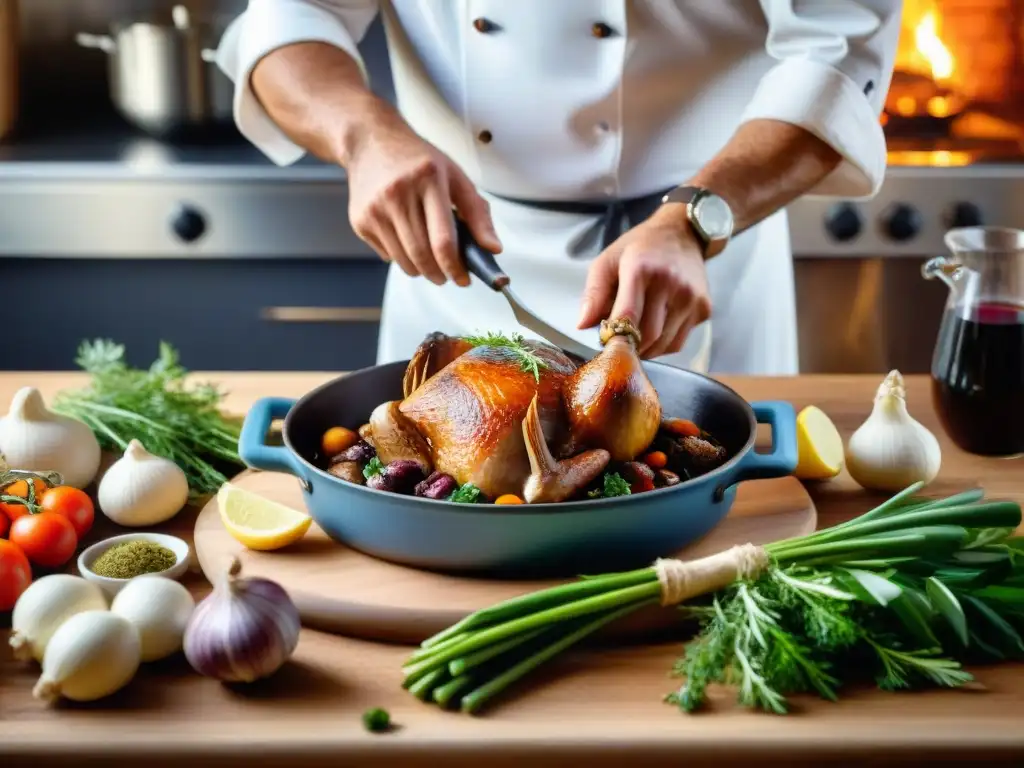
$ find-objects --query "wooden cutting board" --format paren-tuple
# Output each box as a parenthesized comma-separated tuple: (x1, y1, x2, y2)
(193, 470, 817, 644)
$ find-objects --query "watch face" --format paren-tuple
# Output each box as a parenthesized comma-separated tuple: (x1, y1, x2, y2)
(693, 194, 734, 240)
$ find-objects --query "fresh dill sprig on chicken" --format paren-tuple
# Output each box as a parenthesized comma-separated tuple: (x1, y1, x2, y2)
(462, 331, 549, 382)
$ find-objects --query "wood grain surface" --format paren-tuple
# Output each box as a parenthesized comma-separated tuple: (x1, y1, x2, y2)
(1, 372, 1023, 768)
(192, 471, 816, 643)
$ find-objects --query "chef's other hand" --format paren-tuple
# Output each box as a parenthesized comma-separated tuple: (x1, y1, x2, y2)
(346, 111, 502, 287)
(577, 211, 711, 359)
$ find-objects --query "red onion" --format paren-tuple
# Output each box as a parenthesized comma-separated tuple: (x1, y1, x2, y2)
(183, 557, 300, 683)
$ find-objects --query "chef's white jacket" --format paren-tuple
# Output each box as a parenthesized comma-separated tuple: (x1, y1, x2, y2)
(217, 0, 901, 374)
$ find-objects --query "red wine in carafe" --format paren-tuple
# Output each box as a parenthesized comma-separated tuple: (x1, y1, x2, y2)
(931, 302, 1024, 456)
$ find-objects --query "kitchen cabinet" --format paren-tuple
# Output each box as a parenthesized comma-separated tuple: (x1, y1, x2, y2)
(2, 257, 389, 371)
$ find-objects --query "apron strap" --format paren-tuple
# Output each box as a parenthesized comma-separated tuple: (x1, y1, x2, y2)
(487, 188, 672, 251)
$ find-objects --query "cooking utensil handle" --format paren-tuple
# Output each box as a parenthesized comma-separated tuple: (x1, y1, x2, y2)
(731, 401, 798, 482)
(457, 219, 509, 291)
(75, 32, 116, 53)
(238, 397, 303, 477)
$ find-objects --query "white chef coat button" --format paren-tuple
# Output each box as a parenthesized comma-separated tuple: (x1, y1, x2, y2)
(473, 17, 496, 33)
(591, 22, 615, 39)
(477, 129, 493, 144)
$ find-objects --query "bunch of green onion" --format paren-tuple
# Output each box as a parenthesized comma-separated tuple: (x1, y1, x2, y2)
(402, 482, 1024, 714)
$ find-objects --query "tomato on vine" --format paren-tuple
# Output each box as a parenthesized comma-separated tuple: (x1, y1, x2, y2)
(39, 486, 95, 539)
(0, 539, 32, 610)
(9, 512, 78, 568)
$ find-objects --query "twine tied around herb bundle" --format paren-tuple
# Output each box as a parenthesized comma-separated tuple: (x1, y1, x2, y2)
(653, 544, 771, 607)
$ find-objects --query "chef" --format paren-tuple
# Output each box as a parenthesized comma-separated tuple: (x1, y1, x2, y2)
(216, 1, 901, 374)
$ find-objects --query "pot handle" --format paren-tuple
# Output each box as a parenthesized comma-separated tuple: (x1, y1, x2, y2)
(75, 32, 117, 53)
(730, 401, 798, 482)
(238, 397, 303, 477)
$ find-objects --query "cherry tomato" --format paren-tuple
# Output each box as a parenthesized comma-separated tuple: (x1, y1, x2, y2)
(0, 510, 8, 538)
(9, 512, 78, 569)
(0, 501, 31, 525)
(39, 486, 95, 539)
(0, 539, 32, 611)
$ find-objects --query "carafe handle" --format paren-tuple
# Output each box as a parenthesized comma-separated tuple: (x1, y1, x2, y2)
(922, 255, 965, 291)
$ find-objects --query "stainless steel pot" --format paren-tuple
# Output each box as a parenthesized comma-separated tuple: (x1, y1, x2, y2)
(76, 5, 233, 138)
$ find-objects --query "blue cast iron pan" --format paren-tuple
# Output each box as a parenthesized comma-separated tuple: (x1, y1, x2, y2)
(237, 361, 797, 578)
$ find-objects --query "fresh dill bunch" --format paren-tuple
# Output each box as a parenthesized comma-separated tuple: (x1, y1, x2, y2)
(668, 565, 979, 714)
(462, 331, 549, 382)
(51, 339, 244, 496)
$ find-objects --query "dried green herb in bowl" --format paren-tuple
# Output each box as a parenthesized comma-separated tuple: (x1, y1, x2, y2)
(89, 540, 177, 580)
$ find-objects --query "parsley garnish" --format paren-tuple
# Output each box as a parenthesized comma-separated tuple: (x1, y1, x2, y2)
(462, 331, 548, 382)
(448, 483, 484, 503)
(363, 456, 385, 479)
(588, 472, 632, 498)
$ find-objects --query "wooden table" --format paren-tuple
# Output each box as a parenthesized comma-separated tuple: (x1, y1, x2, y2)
(1, 372, 1022, 768)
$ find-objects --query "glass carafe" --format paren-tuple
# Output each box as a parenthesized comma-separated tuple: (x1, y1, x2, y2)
(922, 227, 1024, 457)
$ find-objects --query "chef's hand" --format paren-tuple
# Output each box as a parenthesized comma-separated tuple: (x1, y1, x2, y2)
(346, 110, 502, 286)
(577, 210, 711, 359)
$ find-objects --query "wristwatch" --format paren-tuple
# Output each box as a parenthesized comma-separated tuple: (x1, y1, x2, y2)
(660, 185, 735, 259)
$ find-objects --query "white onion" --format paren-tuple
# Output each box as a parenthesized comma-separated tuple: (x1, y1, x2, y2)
(183, 557, 300, 683)
(33, 611, 141, 704)
(10, 575, 109, 662)
(111, 576, 195, 662)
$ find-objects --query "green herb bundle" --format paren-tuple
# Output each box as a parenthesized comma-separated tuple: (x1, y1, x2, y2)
(401, 483, 1024, 714)
(52, 340, 244, 496)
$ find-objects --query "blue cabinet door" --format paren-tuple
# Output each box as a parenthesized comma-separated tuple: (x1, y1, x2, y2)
(5, 258, 390, 371)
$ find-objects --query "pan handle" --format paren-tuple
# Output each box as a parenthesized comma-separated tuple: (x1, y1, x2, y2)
(730, 401, 798, 482)
(75, 32, 117, 53)
(238, 397, 305, 480)
(456, 219, 509, 291)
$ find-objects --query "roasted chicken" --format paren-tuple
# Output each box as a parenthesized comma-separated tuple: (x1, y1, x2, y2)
(364, 317, 662, 503)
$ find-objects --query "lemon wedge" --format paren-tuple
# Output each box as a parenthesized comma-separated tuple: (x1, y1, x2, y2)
(217, 483, 312, 551)
(794, 405, 844, 480)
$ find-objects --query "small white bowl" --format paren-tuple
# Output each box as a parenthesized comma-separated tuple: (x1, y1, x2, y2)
(78, 532, 191, 597)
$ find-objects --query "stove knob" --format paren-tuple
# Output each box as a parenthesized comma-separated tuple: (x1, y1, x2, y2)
(947, 201, 984, 229)
(824, 202, 862, 242)
(881, 203, 922, 242)
(171, 204, 207, 243)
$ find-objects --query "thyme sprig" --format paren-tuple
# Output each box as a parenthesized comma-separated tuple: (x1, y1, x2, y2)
(462, 331, 548, 382)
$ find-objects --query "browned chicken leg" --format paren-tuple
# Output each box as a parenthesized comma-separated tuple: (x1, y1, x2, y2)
(563, 317, 662, 461)
(367, 401, 433, 474)
(522, 394, 610, 503)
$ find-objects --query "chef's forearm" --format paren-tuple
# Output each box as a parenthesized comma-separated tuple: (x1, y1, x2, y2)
(683, 119, 843, 235)
(250, 41, 397, 167)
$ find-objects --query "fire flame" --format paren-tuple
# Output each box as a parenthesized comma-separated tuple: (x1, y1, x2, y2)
(914, 12, 954, 83)
(895, 1, 958, 87)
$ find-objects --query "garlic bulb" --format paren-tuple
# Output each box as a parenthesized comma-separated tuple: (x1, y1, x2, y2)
(111, 576, 195, 662)
(98, 439, 189, 527)
(183, 557, 300, 683)
(10, 575, 109, 662)
(0, 387, 101, 489)
(33, 610, 141, 704)
(845, 370, 942, 492)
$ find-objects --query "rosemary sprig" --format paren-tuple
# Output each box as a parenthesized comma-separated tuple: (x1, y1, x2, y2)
(462, 331, 548, 382)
